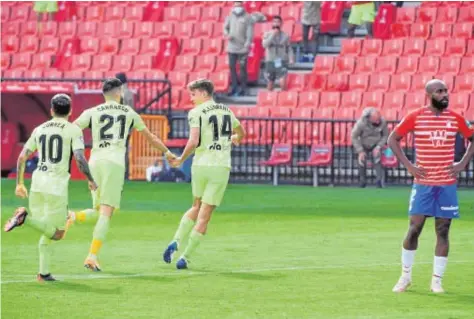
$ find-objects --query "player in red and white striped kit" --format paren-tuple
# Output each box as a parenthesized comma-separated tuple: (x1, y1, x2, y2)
(388, 79, 474, 293)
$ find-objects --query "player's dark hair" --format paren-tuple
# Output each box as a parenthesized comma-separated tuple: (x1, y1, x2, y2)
(187, 79, 214, 96)
(115, 72, 128, 84)
(51, 94, 72, 117)
(102, 78, 123, 94)
(273, 15, 282, 22)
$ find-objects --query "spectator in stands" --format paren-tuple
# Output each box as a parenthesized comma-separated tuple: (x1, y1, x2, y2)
(351, 107, 389, 188)
(302, 2, 321, 60)
(33, 1, 58, 22)
(115, 73, 134, 108)
(224, 1, 254, 97)
(262, 16, 295, 91)
(146, 160, 163, 182)
(347, 1, 376, 38)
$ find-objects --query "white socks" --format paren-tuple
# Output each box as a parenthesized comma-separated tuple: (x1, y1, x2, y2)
(433, 256, 448, 279)
(401, 248, 416, 278)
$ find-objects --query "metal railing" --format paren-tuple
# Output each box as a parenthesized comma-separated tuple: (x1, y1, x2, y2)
(170, 114, 474, 187)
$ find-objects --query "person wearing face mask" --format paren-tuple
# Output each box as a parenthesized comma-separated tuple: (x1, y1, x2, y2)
(351, 107, 389, 188)
(262, 15, 295, 91)
(223, 1, 254, 97)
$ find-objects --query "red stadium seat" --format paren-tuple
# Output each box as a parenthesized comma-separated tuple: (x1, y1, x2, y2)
(454, 74, 474, 93)
(458, 6, 474, 22)
(201, 6, 221, 22)
(109, 55, 133, 72)
(292, 108, 313, 119)
(376, 56, 398, 74)
(334, 57, 356, 74)
(230, 106, 249, 119)
(363, 91, 385, 109)
(80, 37, 100, 54)
(445, 38, 467, 56)
(1, 54, 11, 69)
(437, 7, 458, 23)
(405, 92, 426, 111)
(349, 74, 370, 91)
(450, 93, 470, 112)
(215, 56, 229, 73)
(278, 91, 299, 109)
(281, 3, 301, 22)
(175, 21, 195, 39)
(104, 6, 124, 21)
(182, 6, 201, 22)
(340, 39, 363, 56)
(397, 56, 419, 74)
(133, 55, 154, 71)
(424, 39, 446, 57)
(320, 92, 341, 109)
(410, 23, 431, 39)
(10, 53, 31, 70)
(63, 70, 84, 79)
(20, 21, 38, 36)
(287, 74, 308, 92)
(418, 56, 440, 74)
(167, 71, 189, 89)
(188, 70, 209, 82)
(467, 39, 474, 57)
(452, 23, 473, 39)
(2, 22, 20, 37)
(194, 21, 215, 38)
(140, 38, 160, 55)
(396, 7, 416, 24)
(305, 74, 327, 91)
(27, 70, 43, 79)
(312, 56, 335, 75)
(155, 22, 174, 38)
(201, 38, 224, 55)
(211, 22, 224, 38)
(1, 6, 9, 23)
(298, 91, 320, 109)
(354, 57, 376, 74)
(460, 56, 474, 74)
(9, 5, 30, 22)
(20, 36, 39, 54)
(403, 38, 425, 56)
(390, 73, 412, 92)
(124, 6, 143, 21)
(142, 1, 165, 21)
(194, 55, 217, 72)
(270, 107, 291, 118)
(77, 21, 97, 37)
(86, 6, 104, 21)
(259, 144, 292, 173)
(361, 39, 383, 56)
(71, 55, 92, 72)
(91, 55, 112, 72)
(209, 71, 229, 93)
(4, 69, 25, 79)
(412, 74, 434, 91)
(382, 39, 404, 56)
(248, 106, 271, 118)
(369, 74, 391, 92)
(2, 36, 19, 53)
(173, 55, 195, 72)
(417, 7, 437, 23)
(438, 74, 455, 92)
(261, 4, 281, 17)
(100, 21, 134, 38)
(326, 74, 349, 92)
(154, 37, 180, 72)
(181, 38, 202, 56)
(134, 22, 154, 38)
(163, 6, 181, 22)
(118, 38, 140, 55)
(336, 107, 357, 120)
(390, 23, 410, 38)
(314, 107, 333, 119)
(439, 57, 461, 74)
(340, 92, 362, 109)
(383, 92, 406, 110)
(245, 1, 266, 13)
(257, 91, 278, 108)
(58, 22, 77, 38)
(431, 23, 453, 39)
(382, 108, 399, 121)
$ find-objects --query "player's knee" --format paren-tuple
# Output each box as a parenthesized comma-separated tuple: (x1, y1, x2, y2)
(51, 229, 65, 241)
(407, 224, 423, 238)
(436, 224, 450, 239)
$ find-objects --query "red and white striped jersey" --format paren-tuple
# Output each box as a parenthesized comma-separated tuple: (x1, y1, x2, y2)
(394, 107, 473, 186)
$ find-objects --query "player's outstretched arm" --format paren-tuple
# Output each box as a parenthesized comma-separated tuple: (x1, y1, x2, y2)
(231, 125, 246, 146)
(140, 127, 175, 160)
(73, 149, 98, 191)
(180, 127, 200, 162)
(15, 147, 32, 198)
(388, 131, 425, 179)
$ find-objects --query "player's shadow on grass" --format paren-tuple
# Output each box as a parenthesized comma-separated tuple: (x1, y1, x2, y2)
(106, 271, 185, 283)
(217, 272, 286, 281)
(41, 282, 121, 294)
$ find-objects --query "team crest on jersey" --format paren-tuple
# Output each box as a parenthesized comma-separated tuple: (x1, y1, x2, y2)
(429, 130, 448, 147)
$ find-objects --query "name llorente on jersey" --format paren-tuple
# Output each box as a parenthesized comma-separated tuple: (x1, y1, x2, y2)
(97, 104, 130, 112)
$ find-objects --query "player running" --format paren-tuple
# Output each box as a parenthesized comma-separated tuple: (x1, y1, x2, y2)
(163, 79, 245, 269)
(69, 78, 175, 271)
(388, 79, 474, 293)
(3, 94, 97, 282)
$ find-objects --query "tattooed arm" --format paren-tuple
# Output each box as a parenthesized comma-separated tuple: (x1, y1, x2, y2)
(73, 149, 98, 191)
(15, 148, 33, 198)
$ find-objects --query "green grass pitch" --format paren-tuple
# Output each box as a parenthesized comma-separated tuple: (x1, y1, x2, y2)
(1, 179, 474, 319)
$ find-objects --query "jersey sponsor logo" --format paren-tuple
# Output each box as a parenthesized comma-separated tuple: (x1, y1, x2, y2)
(209, 142, 222, 150)
(37, 163, 49, 172)
(99, 141, 111, 148)
(440, 205, 459, 211)
(429, 130, 448, 147)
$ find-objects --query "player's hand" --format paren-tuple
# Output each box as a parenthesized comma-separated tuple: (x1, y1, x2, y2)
(88, 180, 98, 191)
(407, 164, 427, 179)
(358, 152, 366, 166)
(447, 162, 466, 177)
(231, 134, 241, 146)
(15, 184, 28, 199)
(372, 147, 381, 158)
(170, 157, 183, 168)
(165, 150, 177, 161)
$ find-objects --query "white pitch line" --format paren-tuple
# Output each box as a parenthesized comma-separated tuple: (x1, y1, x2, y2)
(2, 260, 473, 285)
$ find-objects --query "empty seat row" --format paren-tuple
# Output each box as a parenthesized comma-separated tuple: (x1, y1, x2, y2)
(313, 56, 474, 75)
(390, 22, 473, 39)
(396, 6, 474, 24)
(340, 38, 473, 57)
